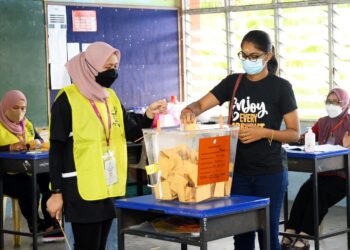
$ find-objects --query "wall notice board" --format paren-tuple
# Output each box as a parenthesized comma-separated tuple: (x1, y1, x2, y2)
(51, 5, 180, 110)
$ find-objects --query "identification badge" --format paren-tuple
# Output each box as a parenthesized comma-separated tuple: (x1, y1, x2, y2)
(103, 151, 118, 186)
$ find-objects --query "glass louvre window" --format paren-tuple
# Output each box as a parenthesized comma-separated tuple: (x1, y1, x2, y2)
(228, 10, 274, 73)
(229, 0, 272, 5)
(278, 6, 329, 120)
(333, 4, 350, 95)
(184, 13, 227, 104)
(186, 0, 225, 9)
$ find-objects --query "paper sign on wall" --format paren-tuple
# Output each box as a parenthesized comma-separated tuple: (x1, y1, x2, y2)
(197, 136, 230, 185)
(72, 10, 97, 32)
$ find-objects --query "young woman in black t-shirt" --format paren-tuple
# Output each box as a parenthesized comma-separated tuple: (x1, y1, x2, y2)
(181, 30, 300, 250)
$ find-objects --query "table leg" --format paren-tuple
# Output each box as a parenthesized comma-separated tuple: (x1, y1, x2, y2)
(0, 172, 4, 249)
(181, 243, 188, 250)
(263, 205, 270, 250)
(346, 154, 350, 250)
(283, 191, 288, 230)
(313, 161, 320, 250)
(32, 164, 37, 250)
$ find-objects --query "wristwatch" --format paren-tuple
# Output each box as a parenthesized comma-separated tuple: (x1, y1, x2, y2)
(51, 189, 62, 194)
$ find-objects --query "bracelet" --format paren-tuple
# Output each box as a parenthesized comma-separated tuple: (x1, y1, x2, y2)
(51, 189, 62, 194)
(268, 129, 275, 146)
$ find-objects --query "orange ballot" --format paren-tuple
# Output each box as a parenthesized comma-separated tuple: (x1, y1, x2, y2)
(197, 135, 230, 186)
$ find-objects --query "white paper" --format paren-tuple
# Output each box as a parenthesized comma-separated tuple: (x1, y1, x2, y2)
(82, 43, 91, 52)
(50, 63, 71, 90)
(314, 144, 348, 152)
(283, 144, 348, 152)
(67, 43, 80, 60)
(47, 5, 67, 64)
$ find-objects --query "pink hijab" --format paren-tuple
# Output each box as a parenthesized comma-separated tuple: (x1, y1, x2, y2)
(0, 90, 27, 135)
(65, 42, 121, 101)
(317, 88, 350, 145)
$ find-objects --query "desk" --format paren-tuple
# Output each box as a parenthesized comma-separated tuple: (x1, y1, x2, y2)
(0, 151, 49, 250)
(282, 149, 350, 250)
(116, 194, 270, 250)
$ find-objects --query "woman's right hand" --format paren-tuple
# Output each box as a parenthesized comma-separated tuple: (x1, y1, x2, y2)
(9, 141, 27, 151)
(180, 107, 196, 124)
(46, 193, 63, 220)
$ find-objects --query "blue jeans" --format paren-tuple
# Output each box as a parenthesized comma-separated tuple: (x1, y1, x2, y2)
(64, 218, 118, 250)
(232, 170, 288, 250)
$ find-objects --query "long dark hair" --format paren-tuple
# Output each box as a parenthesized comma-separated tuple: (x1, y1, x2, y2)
(241, 30, 278, 75)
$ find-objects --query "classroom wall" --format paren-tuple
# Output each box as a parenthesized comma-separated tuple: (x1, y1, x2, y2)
(48, 0, 179, 8)
(0, 0, 178, 127)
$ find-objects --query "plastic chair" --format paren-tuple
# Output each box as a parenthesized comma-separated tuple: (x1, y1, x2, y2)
(3, 196, 21, 247)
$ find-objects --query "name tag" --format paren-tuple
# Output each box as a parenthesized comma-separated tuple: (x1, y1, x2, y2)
(103, 151, 118, 186)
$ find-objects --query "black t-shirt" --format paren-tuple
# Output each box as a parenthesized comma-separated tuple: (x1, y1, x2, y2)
(211, 73, 297, 175)
(49, 92, 153, 223)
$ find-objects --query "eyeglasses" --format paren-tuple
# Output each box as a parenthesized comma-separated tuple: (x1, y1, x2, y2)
(237, 51, 267, 62)
(325, 100, 342, 105)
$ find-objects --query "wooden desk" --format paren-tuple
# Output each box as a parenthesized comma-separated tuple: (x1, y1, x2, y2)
(116, 194, 270, 250)
(0, 151, 49, 250)
(282, 148, 350, 250)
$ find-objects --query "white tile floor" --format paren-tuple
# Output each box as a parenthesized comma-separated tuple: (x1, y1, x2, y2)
(2, 203, 347, 249)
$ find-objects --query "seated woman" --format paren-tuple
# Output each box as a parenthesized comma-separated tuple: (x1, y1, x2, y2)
(0, 90, 63, 242)
(281, 87, 350, 250)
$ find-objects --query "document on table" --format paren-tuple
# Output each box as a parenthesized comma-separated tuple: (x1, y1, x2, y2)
(283, 144, 348, 152)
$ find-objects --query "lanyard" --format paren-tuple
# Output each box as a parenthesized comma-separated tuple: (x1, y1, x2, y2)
(18, 121, 26, 143)
(90, 100, 111, 147)
(331, 116, 346, 134)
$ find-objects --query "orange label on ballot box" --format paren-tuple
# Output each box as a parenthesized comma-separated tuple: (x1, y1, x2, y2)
(197, 135, 230, 186)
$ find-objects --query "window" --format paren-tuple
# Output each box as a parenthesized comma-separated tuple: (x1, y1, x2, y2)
(184, 1, 350, 121)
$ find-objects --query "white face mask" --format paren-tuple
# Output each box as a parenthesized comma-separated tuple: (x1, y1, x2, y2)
(326, 104, 343, 118)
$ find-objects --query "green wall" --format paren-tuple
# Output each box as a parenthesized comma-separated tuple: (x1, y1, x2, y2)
(0, 0, 48, 126)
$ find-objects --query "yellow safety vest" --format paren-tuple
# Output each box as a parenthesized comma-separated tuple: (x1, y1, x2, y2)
(0, 120, 35, 146)
(56, 85, 127, 201)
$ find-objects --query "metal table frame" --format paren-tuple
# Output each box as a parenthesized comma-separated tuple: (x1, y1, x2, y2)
(0, 151, 49, 250)
(116, 194, 270, 250)
(281, 149, 350, 250)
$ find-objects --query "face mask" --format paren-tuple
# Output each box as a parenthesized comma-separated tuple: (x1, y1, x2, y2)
(326, 104, 343, 118)
(240, 58, 266, 75)
(5, 110, 25, 123)
(95, 69, 118, 88)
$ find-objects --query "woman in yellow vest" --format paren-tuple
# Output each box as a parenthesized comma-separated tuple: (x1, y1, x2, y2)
(46, 42, 167, 250)
(0, 90, 64, 241)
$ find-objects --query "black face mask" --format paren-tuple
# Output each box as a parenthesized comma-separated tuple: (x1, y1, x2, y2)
(95, 69, 118, 88)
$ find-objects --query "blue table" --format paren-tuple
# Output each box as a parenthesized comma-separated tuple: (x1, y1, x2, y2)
(282, 148, 350, 250)
(116, 194, 270, 250)
(0, 151, 49, 250)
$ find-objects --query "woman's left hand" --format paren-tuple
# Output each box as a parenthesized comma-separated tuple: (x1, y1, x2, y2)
(343, 131, 350, 148)
(239, 125, 268, 144)
(145, 99, 167, 119)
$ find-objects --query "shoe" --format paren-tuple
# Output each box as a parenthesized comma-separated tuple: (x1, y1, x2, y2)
(42, 221, 65, 243)
(281, 235, 294, 250)
(291, 238, 310, 250)
(42, 230, 65, 243)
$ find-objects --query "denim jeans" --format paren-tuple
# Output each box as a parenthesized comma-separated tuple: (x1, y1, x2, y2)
(232, 170, 288, 250)
(64, 218, 118, 250)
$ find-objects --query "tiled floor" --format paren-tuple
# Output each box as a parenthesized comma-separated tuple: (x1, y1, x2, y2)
(2, 203, 347, 249)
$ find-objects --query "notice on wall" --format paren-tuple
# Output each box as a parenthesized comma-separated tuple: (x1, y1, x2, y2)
(197, 135, 230, 185)
(72, 10, 97, 32)
(47, 5, 67, 64)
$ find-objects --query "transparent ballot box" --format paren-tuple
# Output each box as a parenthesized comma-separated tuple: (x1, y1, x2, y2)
(142, 125, 239, 203)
